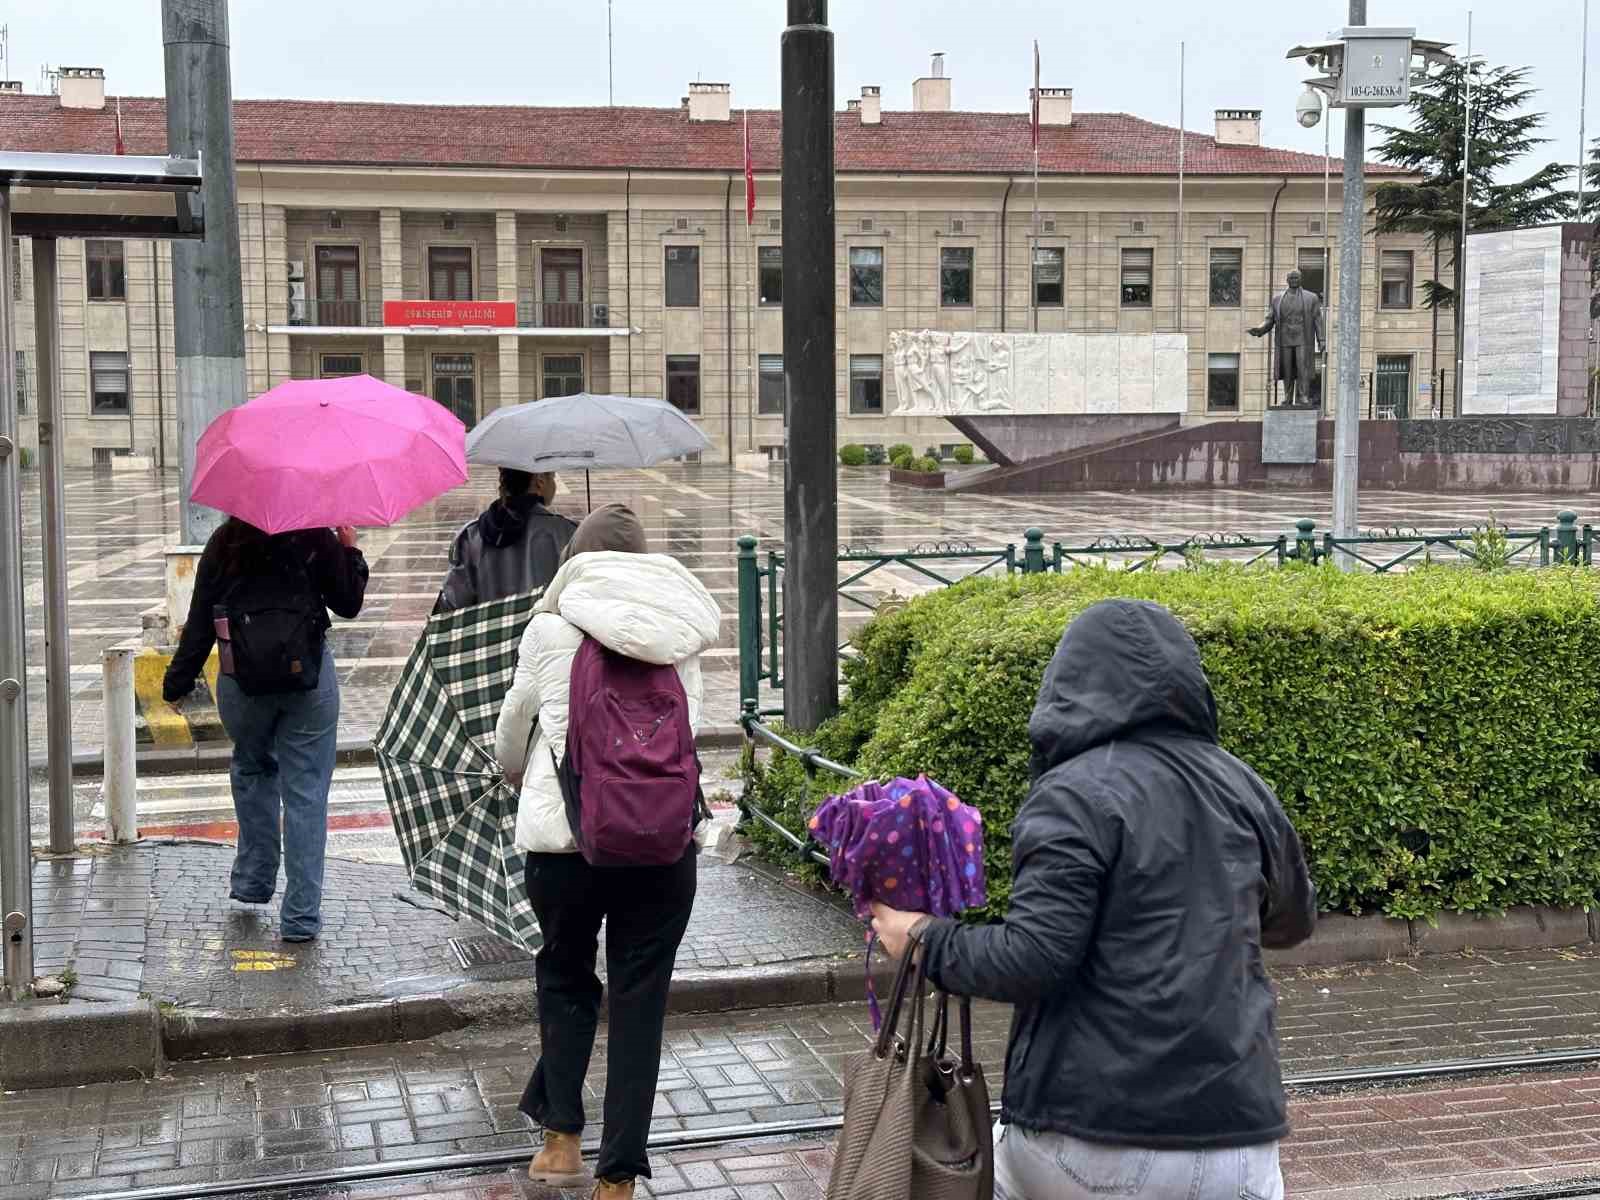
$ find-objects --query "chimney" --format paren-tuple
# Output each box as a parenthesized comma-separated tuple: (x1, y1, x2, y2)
(913, 53, 951, 113)
(0, 81, 21, 96)
(58, 66, 106, 111)
(1214, 108, 1262, 147)
(687, 81, 731, 122)
(859, 85, 881, 125)
(1035, 86, 1072, 128)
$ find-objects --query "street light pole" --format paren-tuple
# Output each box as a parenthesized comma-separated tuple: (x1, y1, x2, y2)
(1332, 0, 1368, 549)
(779, 0, 838, 732)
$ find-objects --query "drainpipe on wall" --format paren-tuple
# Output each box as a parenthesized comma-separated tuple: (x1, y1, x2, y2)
(1266, 176, 1289, 411)
(625, 169, 633, 395)
(724, 174, 735, 461)
(1000, 177, 1015, 332)
(151, 242, 164, 468)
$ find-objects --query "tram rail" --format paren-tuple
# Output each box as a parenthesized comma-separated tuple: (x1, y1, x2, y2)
(59, 1045, 1600, 1200)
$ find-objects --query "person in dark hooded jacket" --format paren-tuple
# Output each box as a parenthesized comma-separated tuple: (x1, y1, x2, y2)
(872, 599, 1316, 1200)
(434, 469, 578, 613)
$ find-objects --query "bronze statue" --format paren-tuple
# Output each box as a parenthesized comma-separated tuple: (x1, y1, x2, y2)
(1249, 270, 1324, 407)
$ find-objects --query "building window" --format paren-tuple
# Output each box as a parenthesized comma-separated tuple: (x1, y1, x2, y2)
(1033, 246, 1064, 307)
(1297, 247, 1327, 298)
(1121, 248, 1153, 307)
(542, 353, 584, 398)
(1380, 249, 1413, 309)
(86, 240, 126, 302)
(1206, 353, 1240, 411)
(940, 246, 973, 307)
(431, 353, 476, 426)
(758, 246, 782, 306)
(319, 353, 364, 379)
(428, 246, 473, 301)
(850, 246, 884, 306)
(541, 248, 583, 326)
(1208, 247, 1242, 307)
(1375, 354, 1412, 419)
(849, 355, 884, 415)
(758, 354, 784, 415)
(14, 350, 26, 414)
(665, 246, 700, 307)
(666, 354, 700, 414)
(315, 246, 361, 325)
(91, 351, 130, 414)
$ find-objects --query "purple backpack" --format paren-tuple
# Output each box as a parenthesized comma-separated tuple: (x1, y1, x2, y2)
(555, 637, 701, 867)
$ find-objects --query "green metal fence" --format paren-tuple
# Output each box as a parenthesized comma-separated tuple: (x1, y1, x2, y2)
(736, 510, 1591, 718)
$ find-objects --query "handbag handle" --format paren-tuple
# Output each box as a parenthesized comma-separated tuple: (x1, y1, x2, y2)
(958, 993, 977, 1079)
(871, 932, 930, 1060)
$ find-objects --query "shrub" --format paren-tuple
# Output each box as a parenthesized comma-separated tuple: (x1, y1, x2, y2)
(839, 444, 868, 467)
(746, 565, 1600, 921)
(890, 452, 914, 471)
(922, 446, 943, 462)
(865, 444, 888, 466)
(952, 444, 976, 465)
(912, 456, 942, 473)
(888, 443, 914, 462)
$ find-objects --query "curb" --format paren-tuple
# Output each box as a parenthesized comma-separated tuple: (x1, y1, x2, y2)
(1265, 904, 1597, 968)
(0, 998, 163, 1089)
(43, 726, 747, 782)
(161, 953, 890, 1063)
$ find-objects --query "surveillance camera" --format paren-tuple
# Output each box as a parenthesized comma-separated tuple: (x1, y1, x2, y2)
(1296, 87, 1323, 128)
(1305, 54, 1320, 68)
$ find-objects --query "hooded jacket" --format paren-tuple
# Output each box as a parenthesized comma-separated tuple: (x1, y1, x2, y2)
(920, 599, 1316, 1149)
(434, 494, 578, 613)
(494, 550, 722, 854)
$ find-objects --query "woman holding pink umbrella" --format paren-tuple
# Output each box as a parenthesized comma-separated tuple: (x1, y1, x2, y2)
(162, 374, 468, 942)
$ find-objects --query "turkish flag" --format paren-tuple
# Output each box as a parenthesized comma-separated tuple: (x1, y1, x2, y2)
(744, 112, 756, 225)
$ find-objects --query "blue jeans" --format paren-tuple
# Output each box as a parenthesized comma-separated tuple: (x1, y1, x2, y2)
(216, 643, 340, 939)
(995, 1124, 1284, 1200)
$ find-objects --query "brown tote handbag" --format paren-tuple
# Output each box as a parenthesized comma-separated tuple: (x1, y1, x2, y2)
(826, 938, 993, 1200)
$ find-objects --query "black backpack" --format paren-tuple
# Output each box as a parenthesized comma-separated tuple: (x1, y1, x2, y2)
(215, 539, 328, 696)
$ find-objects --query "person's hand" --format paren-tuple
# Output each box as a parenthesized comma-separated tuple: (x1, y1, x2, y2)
(336, 525, 359, 549)
(1248, 325, 1267, 338)
(502, 768, 524, 791)
(162, 677, 195, 705)
(870, 902, 930, 961)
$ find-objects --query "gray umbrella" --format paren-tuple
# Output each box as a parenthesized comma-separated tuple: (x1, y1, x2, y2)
(466, 393, 710, 507)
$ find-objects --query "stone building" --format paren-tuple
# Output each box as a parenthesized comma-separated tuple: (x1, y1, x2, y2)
(0, 65, 1451, 468)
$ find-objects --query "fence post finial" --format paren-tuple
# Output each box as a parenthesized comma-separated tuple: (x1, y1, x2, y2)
(1023, 528, 1046, 574)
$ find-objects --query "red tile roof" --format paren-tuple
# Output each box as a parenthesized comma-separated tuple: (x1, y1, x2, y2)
(0, 95, 1399, 178)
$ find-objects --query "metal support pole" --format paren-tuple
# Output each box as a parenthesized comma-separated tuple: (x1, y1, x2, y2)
(1333, 0, 1367, 551)
(103, 647, 137, 844)
(0, 198, 35, 999)
(1323, 96, 1332, 406)
(779, 0, 838, 732)
(737, 535, 761, 714)
(32, 237, 73, 853)
(1456, 12, 1473, 409)
(163, 0, 246, 546)
(1580, 0, 1590, 216)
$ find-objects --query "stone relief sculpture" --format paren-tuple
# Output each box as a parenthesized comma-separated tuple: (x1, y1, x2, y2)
(888, 330, 1187, 417)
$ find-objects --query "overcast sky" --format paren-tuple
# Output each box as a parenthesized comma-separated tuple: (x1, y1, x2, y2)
(5, 1, 1592, 182)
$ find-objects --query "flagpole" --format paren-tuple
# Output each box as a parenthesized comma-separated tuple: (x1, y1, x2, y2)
(1456, 11, 1472, 404)
(1031, 40, 1041, 333)
(1177, 41, 1186, 335)
(1580, 0, 1590, 215)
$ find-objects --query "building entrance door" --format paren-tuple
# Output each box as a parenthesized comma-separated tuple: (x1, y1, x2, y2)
(1375, 355, 1411, 420)
(432, 353, 477, 426)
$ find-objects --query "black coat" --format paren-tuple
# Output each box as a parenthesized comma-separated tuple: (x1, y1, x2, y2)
(434, 495, 577, 613)
(920, 599, 1316, 1149)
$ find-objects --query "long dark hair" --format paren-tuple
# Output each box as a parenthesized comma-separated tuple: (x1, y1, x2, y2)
(212, 516, 275, 580)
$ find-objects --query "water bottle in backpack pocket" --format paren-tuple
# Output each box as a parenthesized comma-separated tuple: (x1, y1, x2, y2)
(555, 637, 702, 866)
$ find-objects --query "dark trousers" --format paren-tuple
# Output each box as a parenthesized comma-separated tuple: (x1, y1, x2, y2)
(1276, 340, 1315, 403)
(519, 848, 697, 1181)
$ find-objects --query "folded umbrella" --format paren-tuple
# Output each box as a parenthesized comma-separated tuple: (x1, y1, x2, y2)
(191, 375, 467, 534)
(810, 776, 987, 1026)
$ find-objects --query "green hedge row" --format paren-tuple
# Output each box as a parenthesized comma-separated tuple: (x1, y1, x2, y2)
(744, 565, 1600, 920)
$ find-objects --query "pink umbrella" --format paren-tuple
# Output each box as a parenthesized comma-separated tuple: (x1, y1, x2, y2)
(191, 375, 467, 534)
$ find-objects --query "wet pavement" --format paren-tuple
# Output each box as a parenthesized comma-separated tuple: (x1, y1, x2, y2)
(14, 946, 1600, 1195)
(27, 840, 863, 1013)
(18, 465, 1600, 765)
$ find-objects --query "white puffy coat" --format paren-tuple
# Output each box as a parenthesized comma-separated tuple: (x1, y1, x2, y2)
(495, 551, 722, 854)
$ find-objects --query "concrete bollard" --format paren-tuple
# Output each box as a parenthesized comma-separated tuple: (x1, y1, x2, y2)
(102, 646, 137, 844)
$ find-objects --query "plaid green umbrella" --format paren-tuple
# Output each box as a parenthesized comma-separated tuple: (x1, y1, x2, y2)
(375, 590, 539, 950)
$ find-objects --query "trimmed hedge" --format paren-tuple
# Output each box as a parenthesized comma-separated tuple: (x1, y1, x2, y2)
(888, 444, 914, 462)
(952, 444, 976, 465)
(745, 565, 1600, 921)
(839, 444, 868, 467)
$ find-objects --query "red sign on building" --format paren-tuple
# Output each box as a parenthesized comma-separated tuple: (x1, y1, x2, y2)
(382, 300, 517, 327)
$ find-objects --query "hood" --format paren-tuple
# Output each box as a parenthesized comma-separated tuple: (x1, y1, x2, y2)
(478, 494, 548, 549)
(1028, 599, 1218, 774)
(538, 551, 721, 665)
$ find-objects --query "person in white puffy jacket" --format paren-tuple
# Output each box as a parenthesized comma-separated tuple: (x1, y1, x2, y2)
(494, 503, 720, 1200)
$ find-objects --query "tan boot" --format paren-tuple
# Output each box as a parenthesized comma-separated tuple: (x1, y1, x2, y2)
(528, 1129, 587, 1186)
(593, 1179, 635, 1200)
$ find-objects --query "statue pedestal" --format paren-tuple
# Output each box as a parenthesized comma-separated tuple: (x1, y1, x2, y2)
(1262, 406, 1320, 465)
